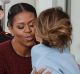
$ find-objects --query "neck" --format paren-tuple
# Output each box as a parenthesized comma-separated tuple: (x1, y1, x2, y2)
(11, 39, 32, 57)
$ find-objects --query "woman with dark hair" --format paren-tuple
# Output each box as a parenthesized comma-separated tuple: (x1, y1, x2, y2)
(0, 3, 51, 74)
(31, 7, 80, 74)
(0, 3, 36, 74)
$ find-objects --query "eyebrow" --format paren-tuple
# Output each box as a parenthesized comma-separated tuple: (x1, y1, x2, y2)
(17, 22, 25, 25)
(27, 18, 36, 24)
(16, 18, 36, 25)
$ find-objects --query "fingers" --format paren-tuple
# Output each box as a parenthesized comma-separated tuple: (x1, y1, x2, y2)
(33, 67, 46, 74)
(37, 67, 46, 74)
(33, 67, 51, 74)
(33, 67, 37, 74)
(44, 71, 51, 74)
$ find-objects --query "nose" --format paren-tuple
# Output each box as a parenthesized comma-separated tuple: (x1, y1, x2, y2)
(24, 25, 31, 33)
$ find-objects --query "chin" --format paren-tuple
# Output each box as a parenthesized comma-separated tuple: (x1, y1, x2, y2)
(25, 41, 35, 47)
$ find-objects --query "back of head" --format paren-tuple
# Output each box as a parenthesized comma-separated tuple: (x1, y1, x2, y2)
(7, 3, 37, 27)
(36, 7, 72, 51)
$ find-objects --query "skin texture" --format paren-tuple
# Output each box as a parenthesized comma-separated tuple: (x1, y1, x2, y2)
(33, 67, 51, 74)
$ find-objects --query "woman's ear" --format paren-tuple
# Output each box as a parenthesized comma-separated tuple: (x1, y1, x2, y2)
(0, 10, 4, 20)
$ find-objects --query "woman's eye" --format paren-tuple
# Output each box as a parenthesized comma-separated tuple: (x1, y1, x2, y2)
(29, 22, 35, 27)
(29, 23, 34, 27)
(17, 25, 24, 29)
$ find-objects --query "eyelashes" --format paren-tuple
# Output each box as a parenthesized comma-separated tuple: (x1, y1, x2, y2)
(16, 21, 35, 29)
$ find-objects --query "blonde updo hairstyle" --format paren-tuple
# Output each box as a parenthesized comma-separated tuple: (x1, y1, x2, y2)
(36, 7, 72, 51)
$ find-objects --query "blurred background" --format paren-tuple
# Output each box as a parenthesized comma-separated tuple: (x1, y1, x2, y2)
(1, 0, 80, 64)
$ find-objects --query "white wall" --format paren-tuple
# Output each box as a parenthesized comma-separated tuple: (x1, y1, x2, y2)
(35, 0, 66, 16)
(4, 0, 35, 32)
(35, 0, 53, 16)
(71, 0, 80, 64)
(56, 0, 66, 11)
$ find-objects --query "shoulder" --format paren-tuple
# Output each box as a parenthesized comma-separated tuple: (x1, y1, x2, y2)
(0, 40, 12, 54)
(32, 44, 51, 55)
(32, 44, 44, 53)
(32, 43, 52, 51)
(0, 41, 11, 70)
(0, 32, 12, 43)
(0, 40, 11, 47)
(32, 44, 44, 49)
(35, 52, 80, 74)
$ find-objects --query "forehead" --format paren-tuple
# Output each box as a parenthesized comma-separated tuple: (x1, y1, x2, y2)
(13, 11, 36, 23)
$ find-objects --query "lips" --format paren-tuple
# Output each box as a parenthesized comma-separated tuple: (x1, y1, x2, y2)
(25, 36, 33, 41)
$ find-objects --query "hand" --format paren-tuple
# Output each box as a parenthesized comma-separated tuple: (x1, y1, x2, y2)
(33, 67, 51, 74)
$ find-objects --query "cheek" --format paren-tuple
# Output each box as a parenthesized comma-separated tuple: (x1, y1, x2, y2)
(12, 30, 23, 38)
(32, 28, 35, 35)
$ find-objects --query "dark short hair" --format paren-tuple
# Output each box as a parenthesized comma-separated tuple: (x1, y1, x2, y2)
(7, 3, 37, 27)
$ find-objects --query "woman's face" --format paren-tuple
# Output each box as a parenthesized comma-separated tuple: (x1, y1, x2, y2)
(9, 11, 36, 47)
